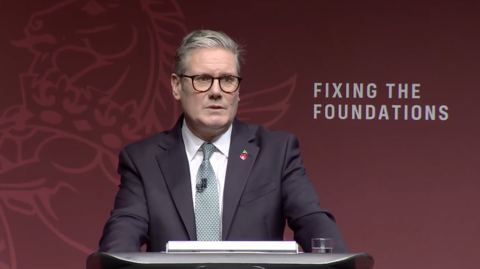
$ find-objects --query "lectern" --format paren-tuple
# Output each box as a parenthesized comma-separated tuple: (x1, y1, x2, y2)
(86, 241, 374, 269)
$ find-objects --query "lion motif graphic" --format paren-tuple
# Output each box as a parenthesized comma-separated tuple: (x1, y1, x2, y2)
(0, 1, 296, 268)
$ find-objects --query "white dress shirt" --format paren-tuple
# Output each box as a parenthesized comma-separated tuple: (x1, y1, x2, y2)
(181, 119, 231, 227)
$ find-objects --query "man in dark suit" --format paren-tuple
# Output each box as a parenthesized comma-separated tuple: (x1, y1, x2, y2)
(98, 29, 348, 253)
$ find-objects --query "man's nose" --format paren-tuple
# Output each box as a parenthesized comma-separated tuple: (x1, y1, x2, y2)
(208, 79, 223, 98)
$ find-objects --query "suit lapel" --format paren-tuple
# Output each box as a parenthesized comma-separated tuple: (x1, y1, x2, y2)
(222, 119, 258, 240)
(156, 117, 196, 240)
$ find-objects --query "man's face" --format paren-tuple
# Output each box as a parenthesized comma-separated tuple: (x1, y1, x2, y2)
(171, 47, 240, 136)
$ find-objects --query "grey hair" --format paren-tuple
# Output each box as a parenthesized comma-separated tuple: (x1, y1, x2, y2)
(173, 30, 245, 76)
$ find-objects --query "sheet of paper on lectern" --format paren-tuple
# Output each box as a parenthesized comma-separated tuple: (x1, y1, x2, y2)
(165, 241, 299, 253)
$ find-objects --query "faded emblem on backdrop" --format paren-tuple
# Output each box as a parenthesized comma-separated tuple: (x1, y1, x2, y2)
(0, 0, 296, 268)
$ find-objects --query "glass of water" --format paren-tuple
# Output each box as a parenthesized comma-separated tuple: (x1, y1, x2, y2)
(311, 238, 333, 253)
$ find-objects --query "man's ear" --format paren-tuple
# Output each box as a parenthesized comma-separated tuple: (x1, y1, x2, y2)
(171, 73, 181, 100)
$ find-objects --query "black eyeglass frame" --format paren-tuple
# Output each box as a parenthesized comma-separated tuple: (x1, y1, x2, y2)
(177, 74, 243, 93)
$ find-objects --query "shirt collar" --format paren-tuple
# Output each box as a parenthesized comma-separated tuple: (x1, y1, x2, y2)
(181, 119, 232, 161)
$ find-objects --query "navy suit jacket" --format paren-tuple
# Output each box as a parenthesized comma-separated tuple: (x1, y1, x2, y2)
(98, 116, 348, 253)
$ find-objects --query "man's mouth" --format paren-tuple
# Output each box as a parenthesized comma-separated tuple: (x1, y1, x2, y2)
(207, 105, 224, 109)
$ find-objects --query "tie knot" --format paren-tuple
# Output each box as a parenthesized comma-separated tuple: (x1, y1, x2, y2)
(201, 142, 215, 160)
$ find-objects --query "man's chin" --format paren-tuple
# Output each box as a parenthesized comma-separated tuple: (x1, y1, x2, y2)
(202, 116, 231, 129)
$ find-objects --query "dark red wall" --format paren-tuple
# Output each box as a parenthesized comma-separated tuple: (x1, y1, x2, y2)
(1, 0, 479, 268)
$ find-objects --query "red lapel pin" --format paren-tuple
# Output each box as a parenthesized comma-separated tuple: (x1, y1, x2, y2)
(240, 150, 248, 160)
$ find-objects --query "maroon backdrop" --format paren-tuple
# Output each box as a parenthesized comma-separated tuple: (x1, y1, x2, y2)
(1, 0, 480, 268)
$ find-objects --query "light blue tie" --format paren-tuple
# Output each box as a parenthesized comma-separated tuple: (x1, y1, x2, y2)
(195, 142, 221, 241)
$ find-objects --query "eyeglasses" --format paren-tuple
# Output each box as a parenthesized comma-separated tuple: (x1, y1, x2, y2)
(177, 74, 242, 93)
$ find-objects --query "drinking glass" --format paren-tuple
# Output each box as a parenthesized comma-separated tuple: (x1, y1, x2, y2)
(311, 238, 333, 253)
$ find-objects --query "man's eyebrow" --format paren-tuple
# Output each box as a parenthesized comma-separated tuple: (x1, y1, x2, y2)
(217, 72, 237, 77)
(194, 73, 237, 77)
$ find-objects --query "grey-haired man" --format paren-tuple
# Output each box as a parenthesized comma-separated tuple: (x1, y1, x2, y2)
(98, 30, 348, 253)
